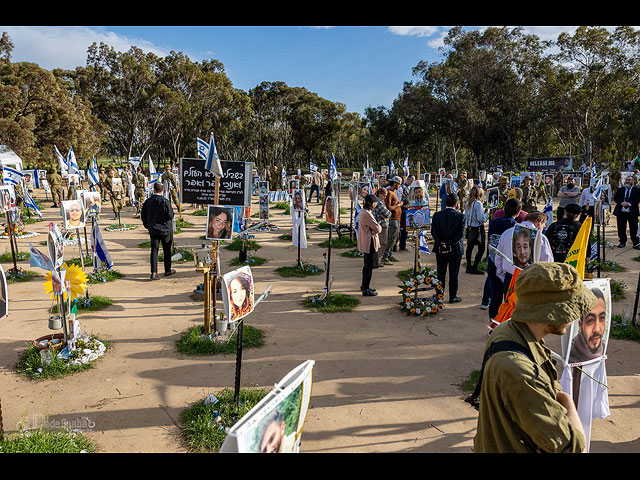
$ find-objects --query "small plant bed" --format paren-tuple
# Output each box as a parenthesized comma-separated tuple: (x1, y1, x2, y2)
(275, 262, 323, 278)
(318, 235, 357, 249)
(223, 237, 261, 252)
(610, 315, 640, 342)
(21, 217, 43, 225)
(0, 250, 30, 262)
(176, 324, 265, 356)
(1, 230, 38, 240)
(6, 269, 40, 284)
(273, 201, 290, 211)
(174, 219, 194, 234)
(305, 216, 320, 224)
(180, 387, 270, 452)
(50, 296, 114, 314)
(17, 334, 110, 380)
(463, 259, 488, 272)
(230, 256, 268, 267)
(341, 248, 364, 258)
(0, 428, 97, 453)
(588, 260, 626, 272)
(610, 278, 627, 301)
(398, 268, 445, 317)
(278, 232, 309, 241)
(87, 268, 124, 284)
(139, 241, 151, 248)
(316, 222, 332, 231)
(159, 249, 194, 264)
(304, 293, 360, 313)
(105, 223, 137, 232)
(460, 370, 481, 393)
(191, 209, 207, 216)
(67, 256, 94, 268)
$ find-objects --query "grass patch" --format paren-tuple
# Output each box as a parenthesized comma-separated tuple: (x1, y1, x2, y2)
(0, 250, 30, 262)
(224, 237, 261, 252)
(318, 235, 357, 249)
(611, 278, 627, 301)
(159, 250, 194, 264)
(305, 216, 319, 224)
(610, 315, 640, 342)
(230, 256, 268, 267)
(67, 256, 94, 268)
(275, 262, 323, 278)
(303, 293, 360, 313)
(6, 269, 40, 284)
(460, 370, 481, 392)
(106, 223, 137, 231)
(176, 324, 265, 356)
(174, 219, 194, 234)
(50, 295, 114, 314)
(139, 241, 151, 248)
(397, 268, 414, 282)
(341, 248, 364, 258)
(278, 232, 309, 241)
(191, 209, 207, 216)
(273, 201, 290, 210)
(21, 217, 43, 225)
(589, 260, 627, 272)
(180, 387, 270, 452)
(87, 268, 123, 284)
(316, 221, 331, 230)
(0, 428, 96, 453)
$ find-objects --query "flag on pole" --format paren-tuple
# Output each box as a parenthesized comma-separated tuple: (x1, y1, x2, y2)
(28, 243, 53, 271)
(389, 159, 395, 174)
(353, 201, 361, 240)
(543, 198, 554, 229)
(88, 155, 99, 189)
(23, 189, 42, 219)
(403, 155, 409, 177)
(54, 145, 67, 174)
(591, 163, 597, 179)
(592, 176, 603, 203)
(366, 155, 370, 172)
(91, 219, 113, 269)
(419, 230, 430, 254)
(148, 156, 156, 175)
(2, 166, 24, 186)
(67, 147, 80, 175)
(329, 153, 338, 181)
(310, 162, 317, 173)
(564, 216, 592, 279)
(197, 137, 210, 160)
(205, 133, 223, 177)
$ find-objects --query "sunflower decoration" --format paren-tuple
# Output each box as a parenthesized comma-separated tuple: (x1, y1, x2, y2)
(398, 267, 444, 317)
(43, 262, 88, 301)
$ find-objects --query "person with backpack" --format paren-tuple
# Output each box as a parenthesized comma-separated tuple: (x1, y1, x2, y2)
(545, 203, 582, 262)
(472, 262, 589, 453)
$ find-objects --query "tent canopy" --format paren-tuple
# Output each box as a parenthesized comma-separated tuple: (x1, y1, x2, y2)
(0, 145, 23, 171)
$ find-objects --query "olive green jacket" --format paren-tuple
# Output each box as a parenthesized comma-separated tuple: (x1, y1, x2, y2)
(473, 320, 586, 453)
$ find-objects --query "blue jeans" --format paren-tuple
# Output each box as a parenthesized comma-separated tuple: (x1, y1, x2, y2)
(308, 185, 320, 202)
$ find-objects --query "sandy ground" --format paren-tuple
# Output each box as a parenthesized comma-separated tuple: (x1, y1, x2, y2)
(0, 187, 639, 453)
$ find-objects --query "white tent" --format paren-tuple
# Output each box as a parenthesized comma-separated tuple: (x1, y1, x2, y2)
(0, 145, 23, 171)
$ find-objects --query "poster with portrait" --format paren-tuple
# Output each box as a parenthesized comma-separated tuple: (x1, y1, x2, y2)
(356, 182, 371, 200)
(42, 179, 51, 194)
(221, 265, 255, 323)
(220, 360, 315, 454)
(0, 185, 16, 212)
(571, 172, 584, 190)
(48, 224, 65, 270)
(23, 170, 36, 191)
(438, 168, 446, 177)
(487, 187, 500, 208)
(405, 207, 431, 229)
(83, 191, 102, 216)
(290, 189, 305, 213)
(510, 175, 521, 188)
(408, 180, 428, 207)
(423, 173, 431, 186)
(111, 177, 123, 195)
(289, 179, 299, 191)
(511, 224, 541, 270)
(479, 170, 487, 182)
(348, 184, 357, 203)
(435, 174, 442, 186)
(61, 199, 86, 230)
(381, 166, 388, 175)
(206, 205, 234, 241)
(352, 171, 360, 182)
(325, 196, 338, 225)
(259, 193, 269, 221)
(258, 181, 269, 196)
(0, 264, 7, 321)
(68, 173, 80, 187)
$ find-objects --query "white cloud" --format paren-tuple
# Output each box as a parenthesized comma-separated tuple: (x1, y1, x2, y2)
(388, 26, 441, 38)
(0, 26, 170, 70)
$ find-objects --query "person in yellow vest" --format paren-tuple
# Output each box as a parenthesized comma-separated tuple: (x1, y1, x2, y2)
(133, 166, 147, 215)
(161, 164, 180, 212)
(47, 168, 63, 208)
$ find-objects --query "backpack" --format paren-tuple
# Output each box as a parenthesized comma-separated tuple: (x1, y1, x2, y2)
(465, 340, 534, 411)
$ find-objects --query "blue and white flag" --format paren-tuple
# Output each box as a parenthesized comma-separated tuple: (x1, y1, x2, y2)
(366, 155, 370, 172)
(2, 166, 24, 186)
(281, 166, 286, 182)
(592, 176, 603, 202)
(128, 156, 142, 171)
(403, 155, 409, 176)
(205, 133, 223, 177)
(591, 163, 597, 179)
(88, 156, 100, 189)
(28, 243, 53, 271)
(197, 137, 210, 160)
(389, 159, 395, 174)
(590, 241, 599, 261)
(543, 198, 554, 229)
(329, 153, 338, 181)
(310, 162, 318, 173)
(419, 230, 430, 254)
(91, 219, 113, 269)
(67, 147, 80, 175)
(23, 189, 42, 219)
(54, 145, 67, 174)
(148, 156, 157, 175)
(353, 201, 361, 241)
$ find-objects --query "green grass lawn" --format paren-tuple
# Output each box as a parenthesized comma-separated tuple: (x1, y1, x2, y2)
(0, 428, 96, 453)
(303, 293, 360, 313)
(275, 262, 323, 278)
(176, 324, 265, 356)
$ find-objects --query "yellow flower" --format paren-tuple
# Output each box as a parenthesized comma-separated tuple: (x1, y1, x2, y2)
(43, 263, 88, 301)
(425, 277, 431, 284)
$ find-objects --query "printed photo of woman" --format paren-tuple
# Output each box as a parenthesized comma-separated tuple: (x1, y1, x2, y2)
(223, 266, 255, 322)
(206, 205, 234, 240)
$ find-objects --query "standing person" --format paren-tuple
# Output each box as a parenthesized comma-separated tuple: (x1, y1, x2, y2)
(431, 193, 465, 304)
(439, 174, 456, 210)
(358, 194, 382, 297)
(372, 188, 391, 266)
(309, 168, 323, 203)
(613, 175, 640, 248)
(141, 182, 176, 280)
(521, 176, 536, 212)
(382, 176, 402, 262)
(456, 172, 469, 213)
(317, 171, 333, 218)
(557, 177, 581, 222)
(492, 187, 527, 223)
(579, 183, 595, 223)
(47, 168, 63, 208)
(133, 166, 147, 215)
(161, 164, 181, 213)
(472, 262, 589, 453)
(545, 203, 582, 262)
(465, 186, 487, 275)
(105, 168, 123, 220)
(553, 168, 564, 198)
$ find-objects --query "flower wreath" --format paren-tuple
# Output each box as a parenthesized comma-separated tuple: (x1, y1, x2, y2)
(398, 267, 445, 316)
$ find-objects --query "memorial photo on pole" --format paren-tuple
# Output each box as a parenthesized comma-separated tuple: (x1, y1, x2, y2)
(48, 224, 65, 270)
(206, 205, 234, 240)
(0, 185, 16, 212)
(83, 191, 102, 216)
(290, 189, 305, 212)
(325, 196, 338, 225)
(61, 199, 86, 230)
(221, 265, 255, 323)
(511, 224, 538, 270)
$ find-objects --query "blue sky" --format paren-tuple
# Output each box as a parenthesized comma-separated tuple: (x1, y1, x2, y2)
(1, 26, 588, 117)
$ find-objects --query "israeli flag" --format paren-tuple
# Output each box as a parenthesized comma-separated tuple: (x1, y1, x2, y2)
(353, 201, 361, 240)
(205, 133, 223, 177)
(197, 137, 210, 160)
(366, 155, 370, 172)
(54, 145, 68, 173)
(281, 166, 286, 181)
(419, 230, 430, 254)
(23, 189, 42, 219)
(148, 156, 157, 175)
(2, 166, 24, 186)
(403, 155, 409, 176)
(91, 219, 113, 269)
(591, 163, 597, 179)
(310, 162, 318, 173)
(389, 159, 395, 174)
(67, 147, 80, 175)
(128, 156, 142, 171)
(329, 153, 338, 181)
(592, 176, 603, 203)
(543, 199, 554, 228)
(590, 241, 599, 261)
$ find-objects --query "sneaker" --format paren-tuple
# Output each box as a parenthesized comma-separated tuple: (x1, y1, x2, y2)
(389, 256, 400, 262)
(362, 289, 378, 297)
(449, 297, 462, 304)
(382, 258, 393, 265)
(150, 273, 159, 281)
(618, 243, 626, 248)
(480, 303, 489, 310)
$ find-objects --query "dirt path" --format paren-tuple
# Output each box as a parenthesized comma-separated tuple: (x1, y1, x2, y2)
(0, 189, 638, 453)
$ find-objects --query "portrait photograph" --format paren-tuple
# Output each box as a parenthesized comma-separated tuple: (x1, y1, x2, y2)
(487, 187, 500, 208)
(357, 182, 371, 199)
(423, 173, 431, 185)
(556, 157, 574, 171)
(258, 181, 269, 195)
(408, 181, 429, 207)
(222, 265, 255, 323)
(325, 196, 338, 225)
(206, 205, 234, 241)
(250, 383, 303, 453)
(352, 171, 360, 182)
(381, 166, 388, 175)
(438, 168, 446, 176)
(83, 191, 102, 216)
(0, 185, 16, 212)
(511, 224, 537, 270)
(111, 177, 123, 194)
(290, 189, 305, 212)
(47, 225, 64, 270)
(510, 176, 521, 188)
(61, 199, 86, 230)
(348, 184, 357, 203)
(259, 193, 269, 221)
(68, 173, 80, 186)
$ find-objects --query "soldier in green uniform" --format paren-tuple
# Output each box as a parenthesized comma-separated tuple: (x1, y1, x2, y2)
(609, 165, 621, 196)
(161, 164, 181, 215)
(553, 169, 564, 198)
(47, 168, 63, 208)
(133, 166, 147, 215)
(456, 172, 469, 213)
(498, 176, 510, 206)
(534, 173, 548, 207)
(99, 167, 107, 200)
(105, 168, 123, 220)
(520, 175, 537, 212)
(120, 165, 132, 206)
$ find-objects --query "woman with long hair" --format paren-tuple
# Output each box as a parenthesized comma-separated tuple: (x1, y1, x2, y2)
(207, 206, 232, 240)
(465, 186, 487, 275)
(358, 194, 382, 296)
(228, 272, 253, 321)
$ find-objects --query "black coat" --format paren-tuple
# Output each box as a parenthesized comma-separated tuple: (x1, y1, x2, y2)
(141, 194, 174, 236)
(431, 207, 465, 255)
(613, 185, 640, 217)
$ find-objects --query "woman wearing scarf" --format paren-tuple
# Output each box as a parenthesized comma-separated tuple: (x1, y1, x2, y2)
(358, 194, 382, 297)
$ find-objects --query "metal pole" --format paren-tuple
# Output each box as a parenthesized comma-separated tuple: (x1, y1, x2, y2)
(5, 213, 18, 273)
(632, 272, 640, 329)
(349, 198, 354, 241)
(204, 267, 212, 335)
(234, 319, 244, 405)
(325, 224, 333, 293)
(297, 210, 302, 267)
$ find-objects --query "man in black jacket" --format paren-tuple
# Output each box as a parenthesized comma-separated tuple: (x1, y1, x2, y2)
(141, 182, 176, 280)
(431, 193, 466, 303)
(613, 175, 640, 249)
